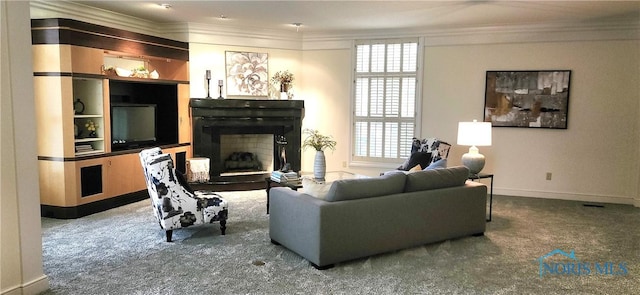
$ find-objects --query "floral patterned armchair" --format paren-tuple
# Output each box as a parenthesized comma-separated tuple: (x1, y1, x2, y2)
(139, 148, 228, 242)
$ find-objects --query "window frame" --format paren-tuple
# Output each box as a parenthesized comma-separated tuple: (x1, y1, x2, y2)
(349, 37, 424, 168)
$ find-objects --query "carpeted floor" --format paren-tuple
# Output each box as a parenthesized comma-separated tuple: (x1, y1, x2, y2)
(40, 190, 639, 294)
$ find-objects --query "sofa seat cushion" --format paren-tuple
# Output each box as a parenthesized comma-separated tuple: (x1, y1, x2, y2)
(404, 166, 469, 192)
(325, 172, 406, 202)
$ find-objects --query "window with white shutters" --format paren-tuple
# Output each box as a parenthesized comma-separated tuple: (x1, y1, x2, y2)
(352, 39, 420, 163)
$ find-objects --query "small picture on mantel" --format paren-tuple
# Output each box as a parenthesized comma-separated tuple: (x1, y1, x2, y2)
(225, 51, 269, 97)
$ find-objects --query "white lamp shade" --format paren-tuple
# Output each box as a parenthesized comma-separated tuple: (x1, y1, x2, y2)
(457, 120, 492, 146)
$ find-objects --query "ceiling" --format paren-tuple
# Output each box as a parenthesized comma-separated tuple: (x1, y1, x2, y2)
(73, 1, 640, 35)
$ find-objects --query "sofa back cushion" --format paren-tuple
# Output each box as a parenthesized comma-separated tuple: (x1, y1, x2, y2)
(404, 166, 469, 192)
(325, 172, 406, 202)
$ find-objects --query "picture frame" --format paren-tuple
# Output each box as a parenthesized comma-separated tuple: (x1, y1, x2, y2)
(484, 70, 571, 129)
(225, 51, 269, 97)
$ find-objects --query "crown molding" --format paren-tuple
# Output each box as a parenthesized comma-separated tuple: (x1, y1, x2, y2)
(31, 0, 639, 51)
(186, 22, 303, 50)
(301, 20, 640, 50)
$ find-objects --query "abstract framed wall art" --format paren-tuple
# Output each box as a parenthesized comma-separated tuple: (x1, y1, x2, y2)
(484, 70, 571, 129)
(225, 51, 269, 97)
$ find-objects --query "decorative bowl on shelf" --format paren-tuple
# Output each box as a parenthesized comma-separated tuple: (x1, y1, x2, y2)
(115, 67, 132, 77)
(150, 70, 159, 79)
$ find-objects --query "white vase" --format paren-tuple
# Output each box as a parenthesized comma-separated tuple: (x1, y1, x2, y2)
(314, 150, 326, 181)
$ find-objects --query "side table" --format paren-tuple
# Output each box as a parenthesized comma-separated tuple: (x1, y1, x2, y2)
(468, 172, 494, 222)
(265, 177, 302, 214)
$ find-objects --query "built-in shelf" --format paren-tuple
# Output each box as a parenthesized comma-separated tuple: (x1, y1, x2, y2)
(74, 114, 102, 118)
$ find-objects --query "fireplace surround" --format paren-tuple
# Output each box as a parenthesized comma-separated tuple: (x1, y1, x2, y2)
(190, 98, 304, 179)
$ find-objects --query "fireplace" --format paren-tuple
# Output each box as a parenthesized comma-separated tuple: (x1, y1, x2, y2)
(190, 98, 304, 179)
(220, 134, 273, 174)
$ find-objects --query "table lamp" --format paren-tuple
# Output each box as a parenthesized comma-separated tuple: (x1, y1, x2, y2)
(457, 120, 492, 175)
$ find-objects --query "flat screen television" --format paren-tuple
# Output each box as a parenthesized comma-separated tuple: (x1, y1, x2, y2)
(111, 103, 157, 151)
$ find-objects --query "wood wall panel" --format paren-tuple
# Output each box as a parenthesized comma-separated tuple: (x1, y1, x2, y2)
(102, 79, 111, 153)
(70, 46, 104, 75)
(33, 76, 74, 157)
(32, 44, 71, 73)
(178, 83, 191, 144)
(31, 18, 189, 61)
(151, 60, 189, 81)
(38, 161, 75, 206)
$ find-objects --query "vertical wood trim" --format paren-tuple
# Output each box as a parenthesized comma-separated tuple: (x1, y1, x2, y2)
(178, 83, 191, 144)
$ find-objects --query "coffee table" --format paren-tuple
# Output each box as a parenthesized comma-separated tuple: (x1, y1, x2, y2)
(265, 171, 368, 214)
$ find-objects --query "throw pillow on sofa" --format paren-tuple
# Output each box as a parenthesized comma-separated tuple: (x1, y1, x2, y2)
(424, 158, 447, 170)
(301, 178, 332, 200)
(412, 137, 451, 166)
(397, 151, 432, 171)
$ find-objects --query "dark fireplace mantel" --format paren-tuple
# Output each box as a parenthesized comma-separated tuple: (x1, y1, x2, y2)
(190, 98, 304, 178)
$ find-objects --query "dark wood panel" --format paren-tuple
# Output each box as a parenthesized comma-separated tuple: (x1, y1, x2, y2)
(41, 190, 148, 219)
(31, 18, 189, 61)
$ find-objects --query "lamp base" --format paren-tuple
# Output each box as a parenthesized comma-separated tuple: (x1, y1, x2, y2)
(461, 149, 485, 175)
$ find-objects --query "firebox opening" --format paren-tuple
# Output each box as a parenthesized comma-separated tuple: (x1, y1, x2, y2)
(220, 134, 273, 176)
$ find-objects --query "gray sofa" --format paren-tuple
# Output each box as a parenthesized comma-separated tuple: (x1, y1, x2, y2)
(268, 166, 487, 269)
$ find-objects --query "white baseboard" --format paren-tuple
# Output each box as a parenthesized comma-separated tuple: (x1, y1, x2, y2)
(495, 188, 635, 205)
(1, 275, 49, 295)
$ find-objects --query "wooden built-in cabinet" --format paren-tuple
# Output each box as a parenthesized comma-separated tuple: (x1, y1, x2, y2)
(32, 18, 191, 218)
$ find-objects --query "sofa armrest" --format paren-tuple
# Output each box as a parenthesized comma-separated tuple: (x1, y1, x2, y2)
(268, 187, 326, 264)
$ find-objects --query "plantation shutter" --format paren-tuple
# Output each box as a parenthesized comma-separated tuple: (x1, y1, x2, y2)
(353, 39, 419, 163)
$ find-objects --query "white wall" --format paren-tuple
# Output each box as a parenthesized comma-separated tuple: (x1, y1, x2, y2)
(189, 34, 640, 206)
(294, 40, 640, 206)
(189, 43, 302, 99)
(1, 2, 49, 295)
(299, 49, 353, 172)
(423, 41, 639, 204)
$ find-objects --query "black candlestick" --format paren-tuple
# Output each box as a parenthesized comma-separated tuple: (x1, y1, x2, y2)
(217, 85, 224, 99)
(205, 78, 212, 99)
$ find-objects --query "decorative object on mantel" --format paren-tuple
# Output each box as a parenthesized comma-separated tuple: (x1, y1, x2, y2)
(217, 79, 224, 99)
(205, 70, 212, 99)
(302, 128, 337, 181)
(457, 120, 492, 175)
(225, 51, 269, 97)
(276, 135, 290, 172)
(271, 70, 295, 100)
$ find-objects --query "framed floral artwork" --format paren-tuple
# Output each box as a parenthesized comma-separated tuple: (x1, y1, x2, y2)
(225, 51, 268, 97)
